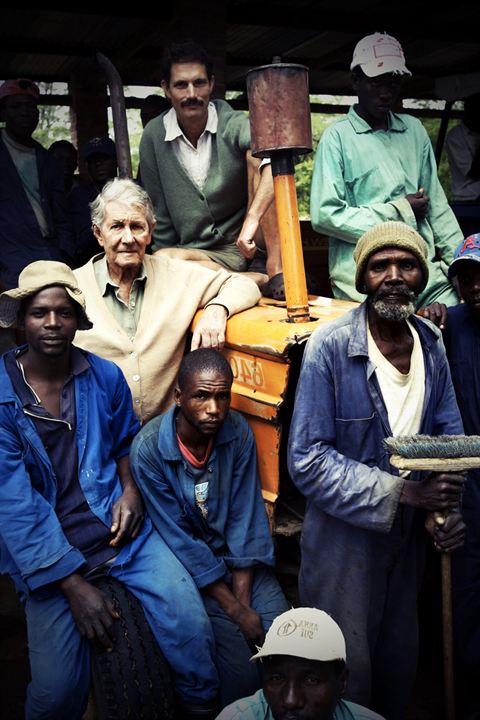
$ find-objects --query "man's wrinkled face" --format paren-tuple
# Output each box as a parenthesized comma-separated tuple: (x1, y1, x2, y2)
(162, 62, 214, 130)
(364, 248, 423, 321)
(93, 201, 152, 274)
(262, 655, 347, 720)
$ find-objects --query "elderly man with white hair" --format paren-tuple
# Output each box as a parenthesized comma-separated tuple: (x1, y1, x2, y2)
(73, 177, 260, 424)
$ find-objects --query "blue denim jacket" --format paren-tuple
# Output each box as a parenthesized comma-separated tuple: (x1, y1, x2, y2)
(131, 407, 275, 589)
(288, 301, 464, 534)
(0, 347, 140, 595)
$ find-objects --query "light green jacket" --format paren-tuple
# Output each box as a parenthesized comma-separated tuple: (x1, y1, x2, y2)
(310, 106, 462, 306)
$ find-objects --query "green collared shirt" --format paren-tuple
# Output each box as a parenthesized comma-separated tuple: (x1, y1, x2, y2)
(310, 106, 462, 306)
(93, 254, 147, 339)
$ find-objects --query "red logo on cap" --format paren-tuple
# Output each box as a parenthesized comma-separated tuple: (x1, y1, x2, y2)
(460, 235, 480, 254)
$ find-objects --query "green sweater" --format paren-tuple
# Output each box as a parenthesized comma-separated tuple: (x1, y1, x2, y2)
(139, 99, 251, 251)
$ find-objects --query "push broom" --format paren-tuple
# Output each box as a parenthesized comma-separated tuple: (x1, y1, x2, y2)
(384, 434, 480, 720)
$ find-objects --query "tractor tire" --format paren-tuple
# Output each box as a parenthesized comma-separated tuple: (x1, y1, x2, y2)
(90, 575, 176, 720)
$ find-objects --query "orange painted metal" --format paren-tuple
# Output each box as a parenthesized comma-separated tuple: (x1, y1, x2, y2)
(273, 174, 310, 322)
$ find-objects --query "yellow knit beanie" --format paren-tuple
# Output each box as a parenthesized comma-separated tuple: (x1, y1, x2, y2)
(353, 221, 429, 292)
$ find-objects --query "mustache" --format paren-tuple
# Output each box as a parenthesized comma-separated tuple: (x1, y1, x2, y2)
(181, 98, 204, 107)
(372, 286, 417, 301)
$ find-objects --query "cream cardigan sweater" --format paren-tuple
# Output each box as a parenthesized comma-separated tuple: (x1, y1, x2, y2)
(74, 254, 260, 424)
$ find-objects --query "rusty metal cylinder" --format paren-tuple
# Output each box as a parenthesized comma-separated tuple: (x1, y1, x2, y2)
(246, 62, 312, 158)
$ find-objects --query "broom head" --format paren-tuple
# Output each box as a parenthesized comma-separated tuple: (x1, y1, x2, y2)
(384, 434, 480, 471)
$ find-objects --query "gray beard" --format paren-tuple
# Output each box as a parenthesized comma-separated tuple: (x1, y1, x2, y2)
(371, 299, 416, 321)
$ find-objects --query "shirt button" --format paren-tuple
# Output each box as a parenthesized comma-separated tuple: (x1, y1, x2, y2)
(207, 466, 213, 473)
(132, 374, 140, 382)
(131, 301, 136, 307)
(131, 351, 137, 358)
(135, 398, 140, 405)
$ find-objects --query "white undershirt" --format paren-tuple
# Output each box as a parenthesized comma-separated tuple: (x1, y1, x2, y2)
(163, 102, 270, 191)
(163, 102, 217, 191)
(367, 319, 425, 475)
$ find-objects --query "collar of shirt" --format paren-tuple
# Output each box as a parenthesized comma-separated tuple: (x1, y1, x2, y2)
(163, 102, 218, 145)
(7, 345, 90, 409)
(94, 254, 147, 298)
(348, 105, 408, 135)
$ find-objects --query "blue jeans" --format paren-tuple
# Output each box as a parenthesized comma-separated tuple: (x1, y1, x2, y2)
(203, 565, 289, 708)
(24, 524, 218, 720)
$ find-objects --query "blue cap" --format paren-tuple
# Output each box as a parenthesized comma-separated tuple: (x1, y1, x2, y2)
(82, 135, 116, 160)
(448, 234, 480, 278)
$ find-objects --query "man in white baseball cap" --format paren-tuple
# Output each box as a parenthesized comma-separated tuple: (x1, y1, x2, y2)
(349, 32, 411, 78)
(215, 607, 384, 720)
(309, 30, 462, 309)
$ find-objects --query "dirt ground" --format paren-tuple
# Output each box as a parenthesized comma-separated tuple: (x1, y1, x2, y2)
(0, 551, 450, 720)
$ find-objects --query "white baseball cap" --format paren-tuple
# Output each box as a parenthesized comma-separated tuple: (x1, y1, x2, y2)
(350, 32, 411, 78)
(250, 608, 346, 662)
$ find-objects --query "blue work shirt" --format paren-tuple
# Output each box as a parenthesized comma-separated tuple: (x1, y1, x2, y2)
(0, 346, 140, 596)
(5, 346, 119, 572)
(131, 407, 275, 589)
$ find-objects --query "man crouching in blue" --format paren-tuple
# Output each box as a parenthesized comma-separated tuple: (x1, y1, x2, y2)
(0, 261, 226, 720)
(131, 348, 289, 716)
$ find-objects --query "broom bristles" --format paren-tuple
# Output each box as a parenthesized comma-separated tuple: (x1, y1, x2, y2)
(384, 434, 480, 459)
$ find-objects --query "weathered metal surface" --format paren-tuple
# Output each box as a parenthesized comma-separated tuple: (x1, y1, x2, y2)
(216, 297, 358, 358)
(246, 62, 312, 157)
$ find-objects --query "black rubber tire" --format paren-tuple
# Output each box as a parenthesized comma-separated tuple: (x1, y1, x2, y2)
(90, 575, 176, 720)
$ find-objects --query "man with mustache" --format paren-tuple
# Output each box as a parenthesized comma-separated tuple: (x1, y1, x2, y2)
(309, 32, 462, 307)
(288, 221, 466, 720)
(139, 39, 285, 297)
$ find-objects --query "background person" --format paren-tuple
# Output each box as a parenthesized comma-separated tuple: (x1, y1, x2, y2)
(310, 32, 462, 307)
(48, 139, 80, 195)
(69, 135, 118, 266)
(0, 78, 74, 290)
(446, 93, 480, 203)
(140, 93, 170, 128)
(442, 234, 480, 720)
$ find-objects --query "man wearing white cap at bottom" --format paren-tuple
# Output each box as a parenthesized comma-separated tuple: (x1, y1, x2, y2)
(309, 31, 462, 308)
(215, 607, 384, 720)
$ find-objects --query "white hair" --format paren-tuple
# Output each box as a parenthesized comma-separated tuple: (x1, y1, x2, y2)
(90, 177, 156, 230)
